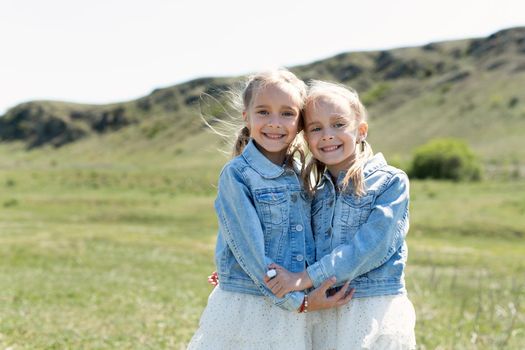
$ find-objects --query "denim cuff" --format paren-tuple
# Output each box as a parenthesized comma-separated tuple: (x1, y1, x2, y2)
(307, 262, 330, 289)
(279, 291, 304, 311)
(264, 256, 275, 269)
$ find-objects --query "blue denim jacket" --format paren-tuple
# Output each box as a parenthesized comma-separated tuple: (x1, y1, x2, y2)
(214, 139, 315, 311)
(307, 153, 410, 298)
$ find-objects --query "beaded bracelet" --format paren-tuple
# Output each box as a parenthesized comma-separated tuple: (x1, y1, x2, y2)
(303, 294, 309, 313)
(299, 294, 309, 313)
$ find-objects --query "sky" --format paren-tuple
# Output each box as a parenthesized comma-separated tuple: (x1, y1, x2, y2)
(0, 0, 524, 114)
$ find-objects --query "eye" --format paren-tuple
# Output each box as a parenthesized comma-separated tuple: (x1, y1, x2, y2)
(256, 110, 269, 116)
(282, 111, 296, 118)
(309, 127, 321, 132)
(334, 122, 346, 128)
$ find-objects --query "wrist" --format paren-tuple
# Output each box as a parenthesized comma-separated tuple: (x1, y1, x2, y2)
(300, 271, 314, 290)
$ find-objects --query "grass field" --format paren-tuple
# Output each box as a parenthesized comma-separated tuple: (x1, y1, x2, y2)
(0, 141, 524, 349)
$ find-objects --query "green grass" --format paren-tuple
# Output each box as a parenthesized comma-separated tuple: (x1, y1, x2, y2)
(0, 139, 524, 348)
(0, 188, 217, 349)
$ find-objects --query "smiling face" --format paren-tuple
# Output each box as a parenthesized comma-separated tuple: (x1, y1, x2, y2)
(243, 83, 302, 164)
(304, 95, 368, 177)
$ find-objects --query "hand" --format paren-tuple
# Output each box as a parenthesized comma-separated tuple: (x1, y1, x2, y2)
(207, 271, 219, 287)
(307, 277, 355, 312)
(263, 263, 313, 298)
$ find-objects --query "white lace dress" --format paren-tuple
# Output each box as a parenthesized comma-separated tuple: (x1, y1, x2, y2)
(334, 294, 416, 349)
(187, 287, 311, 350)
(188, 288, 416, 350)
(304, 294, 416, 350)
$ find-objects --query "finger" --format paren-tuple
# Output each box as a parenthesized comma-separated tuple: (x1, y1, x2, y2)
(319, 277, 337, 292)
(333, 281, 350, 300)
(264, 276, 270, 283)
(270, 275, 284, 285)
(265, 279, 279, 292)
(268, 263, 283, 272)
(266, 278, 279, 289)
(337, 288, 355, 306)
(270, 283, 282, 295)
(345, 288, 355, 300)
(268, 263, 284, 271)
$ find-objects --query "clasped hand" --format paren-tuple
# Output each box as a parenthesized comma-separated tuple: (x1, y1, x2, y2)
(263, 263, 355, 312)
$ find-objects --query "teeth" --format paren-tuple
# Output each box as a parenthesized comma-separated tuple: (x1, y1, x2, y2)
(322, 145, 340, 152)
(264, 133, 284, 139)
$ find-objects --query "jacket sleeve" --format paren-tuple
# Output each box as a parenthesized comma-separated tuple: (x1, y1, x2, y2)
(307, 172, 409, 288)
(215, 165, 304, 311)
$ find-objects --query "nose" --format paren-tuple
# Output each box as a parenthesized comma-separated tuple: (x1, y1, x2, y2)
(321, 134, 334, 141)
(267, 114, 282, 128)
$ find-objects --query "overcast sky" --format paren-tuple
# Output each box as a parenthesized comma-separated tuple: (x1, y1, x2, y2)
(0, 0, 524, 114)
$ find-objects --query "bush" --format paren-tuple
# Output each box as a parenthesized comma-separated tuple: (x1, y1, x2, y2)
(361, 83, 390, 106)
(410, 138, 482, 181)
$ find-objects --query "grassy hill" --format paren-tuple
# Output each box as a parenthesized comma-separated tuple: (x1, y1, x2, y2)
(1, 27, 525, 175)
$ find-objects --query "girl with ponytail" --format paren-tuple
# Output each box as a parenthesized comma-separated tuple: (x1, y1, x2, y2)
(265, 80, 417, 349)
(189, 72, 354, 350)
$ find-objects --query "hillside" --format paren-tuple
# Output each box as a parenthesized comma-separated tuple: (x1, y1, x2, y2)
(1, 27, 524, 171)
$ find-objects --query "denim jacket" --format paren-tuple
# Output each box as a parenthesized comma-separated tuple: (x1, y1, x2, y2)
(307, 153, 410, 298)
(214, 139, 315, 311)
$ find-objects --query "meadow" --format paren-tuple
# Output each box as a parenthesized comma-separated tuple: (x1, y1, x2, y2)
(0, 136, 524, 349)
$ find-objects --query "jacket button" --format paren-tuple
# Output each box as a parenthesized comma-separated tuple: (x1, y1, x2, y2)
(327, 228, 332, 236)
(295, 224, 303, 231)
(328, 200, 334, 207)
(291, 194, 297, 202)
(296, 255, 304, 262)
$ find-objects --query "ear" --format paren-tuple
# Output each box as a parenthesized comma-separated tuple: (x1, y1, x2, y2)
(358, 122, 368, 142)
(242, 111, 248, 122)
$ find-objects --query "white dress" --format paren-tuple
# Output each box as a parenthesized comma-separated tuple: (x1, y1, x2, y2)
(189, 289, 415, 350)
(307, 308, 338, 350)
(187, 287, 311, 350)
(304, 294, 415, 350)
(334, 294, 416, 350)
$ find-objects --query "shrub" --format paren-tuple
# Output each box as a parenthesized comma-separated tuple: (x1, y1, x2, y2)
(410, 138, 482, 181)
(361, 83, 390, 106)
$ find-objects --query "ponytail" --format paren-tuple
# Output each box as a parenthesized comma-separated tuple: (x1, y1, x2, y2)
(233, 126, 251, 157)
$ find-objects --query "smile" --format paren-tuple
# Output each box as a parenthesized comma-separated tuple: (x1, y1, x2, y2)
(263, 133, 286, 140)
(320, 145, 341, 152)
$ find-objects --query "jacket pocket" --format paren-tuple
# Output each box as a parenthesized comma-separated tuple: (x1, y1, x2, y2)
(254, 187, 288, 226)
(341, 193, 374, 229)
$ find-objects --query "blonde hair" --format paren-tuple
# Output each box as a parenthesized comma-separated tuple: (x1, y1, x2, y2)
(203, 69, 308, 166)
(303, 80, 374, 196)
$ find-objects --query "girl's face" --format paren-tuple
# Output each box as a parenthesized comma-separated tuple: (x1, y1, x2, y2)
(243, 84, 301, 165)
(304, 95, 368, 177)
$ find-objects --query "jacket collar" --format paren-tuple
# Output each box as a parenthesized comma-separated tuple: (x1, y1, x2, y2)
(363, 152, 386, 177)
(242, 139, 286, 179)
